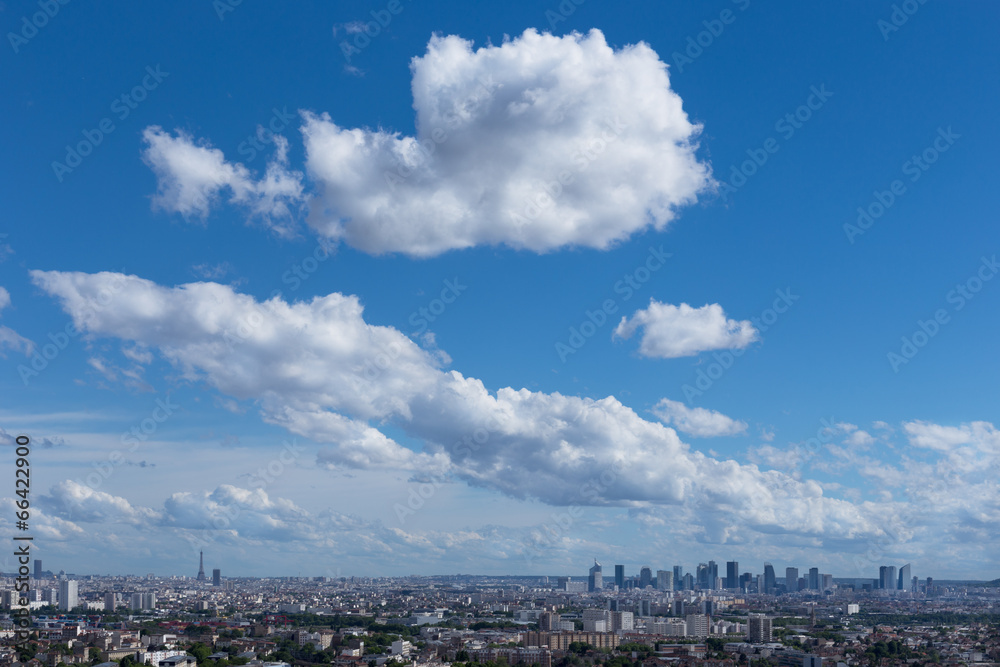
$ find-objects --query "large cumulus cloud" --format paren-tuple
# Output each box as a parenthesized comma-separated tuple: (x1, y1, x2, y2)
(142, 29, 713, 257)
(33, 269, 890, 546)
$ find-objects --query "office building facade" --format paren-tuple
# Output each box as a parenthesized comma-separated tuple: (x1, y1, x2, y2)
(588, 560, 603, 592)
(786, 567, 799, 592)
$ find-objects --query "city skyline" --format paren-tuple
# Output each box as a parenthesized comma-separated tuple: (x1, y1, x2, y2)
(12, 553, 991, 586)
(2, 3, 998, 580)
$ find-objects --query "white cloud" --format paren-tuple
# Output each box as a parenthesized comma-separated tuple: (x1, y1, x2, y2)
(303, 29, 712, 256)
(0, 286, 32, 356)
(162, 485, 317, 542)
(747, 443, 805, 472)
(651, 398, 747, 437)
(32, 270, 898, 545)
(24, 480, 538, 573)
(41, 480, 161, 525)
(0, 497, 86, 544)
(143, 29, 711, 257)
(903, 420, 998, 452)
(142, 128, 305, 236)
(0, 427, 63, 448)
(614, 300, 758, 358)
(845, 429, 874, 447)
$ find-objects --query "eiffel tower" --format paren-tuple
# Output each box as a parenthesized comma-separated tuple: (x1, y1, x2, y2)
(197, 550, 206, 581)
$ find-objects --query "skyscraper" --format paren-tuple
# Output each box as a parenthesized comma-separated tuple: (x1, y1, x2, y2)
(880, 565, 897, 590)
(808, 567, 820, 590)
(707, 561, 719, 590)
(33, 560, 42, 578)
(197, 551, 206, 581)
(615, 564, 625, 589)
(898, 564, 911, 591)
(104, 592, 115, 611)
(786, 567, 799, 592)
(213, 568, 222, 586)
(673, 565, 684, 587)
(588, 560, 603, 592)
(696, 563, 708, 589)
(639, 566, 652, 589)
(58, 580, 78, 611)
(657, 569, 673, 592)
(726, 561, 739, 589)
(763, 563, 776, 594)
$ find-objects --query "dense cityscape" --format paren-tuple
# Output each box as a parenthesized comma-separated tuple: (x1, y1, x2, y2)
(3, 556, 999, 667)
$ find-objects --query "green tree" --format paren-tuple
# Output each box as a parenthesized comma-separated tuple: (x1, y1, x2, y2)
(188, 643, 212, 663)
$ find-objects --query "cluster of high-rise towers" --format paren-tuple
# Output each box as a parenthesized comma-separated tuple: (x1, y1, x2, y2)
(581, 559, 918, 594)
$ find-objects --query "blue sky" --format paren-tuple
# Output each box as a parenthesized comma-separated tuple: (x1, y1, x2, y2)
(1, 1, 998, 581)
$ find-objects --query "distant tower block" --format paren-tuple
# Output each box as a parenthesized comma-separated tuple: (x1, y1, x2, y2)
(213, 568, 221, 586)
(197, 551, 207, 581)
